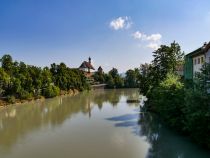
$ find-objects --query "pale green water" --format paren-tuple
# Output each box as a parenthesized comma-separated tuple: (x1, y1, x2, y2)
(0, 89, 209, 158)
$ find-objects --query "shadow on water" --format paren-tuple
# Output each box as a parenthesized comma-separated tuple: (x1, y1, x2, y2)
(106, 112, 210, 158)
(106, 113, 140, 122)
(106, 113, 140, 135)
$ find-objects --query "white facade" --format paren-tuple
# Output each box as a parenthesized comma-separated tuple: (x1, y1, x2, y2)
(192, 48, 210, 75)
(205, 49, 210, 63)
(193, 54, 205, 75)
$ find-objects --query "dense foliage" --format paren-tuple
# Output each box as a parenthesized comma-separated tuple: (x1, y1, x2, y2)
(139, 41, 184, 95)
(0, 54, 90, 102)
(0, 54, 141, 104)
(184, 64, 210, 148)
(139, 42, 210, 149)
(93, 67, 140, 89)
(124, 68, 139, 88)
(148, 73, 185, 131)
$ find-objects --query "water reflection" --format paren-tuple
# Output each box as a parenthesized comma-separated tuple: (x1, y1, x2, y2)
(106, 108, 210, 158)
(138, 113, 210, 158)
(0, 89, 139, 151)
(0, 89, 209, 158)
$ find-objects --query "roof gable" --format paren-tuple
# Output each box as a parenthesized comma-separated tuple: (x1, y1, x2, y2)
(186, 42, 210, 57)
(79, 61, 95, 70)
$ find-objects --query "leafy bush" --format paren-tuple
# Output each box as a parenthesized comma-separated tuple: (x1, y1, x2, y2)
(7, 95, 16, 104)
(184, 89, 210, 148)
(42, 85, 60, 98)
(148, 72, 210, 148)
(19, 89, 33, 100)
(149, 73, 185, 130)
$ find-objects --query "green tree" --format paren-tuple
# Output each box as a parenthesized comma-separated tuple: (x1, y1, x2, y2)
(0, 54, 90, 104)
(109, 68, 119, 78)
(0, 54, 14, 75)
(93, 72, 105, 84)
(184, 63, 210, 148)
(105, 74, 115, 88)
(43, 85, 60, 98)
(108, 68, 124, 88)
(149, 73, 185, 130)
(152, 41, 184, 85)
(138, 63, 153, 95)
(0, 68, 10, 96)
(125, 69, 139, 88)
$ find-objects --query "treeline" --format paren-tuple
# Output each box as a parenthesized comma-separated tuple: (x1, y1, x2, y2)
(93, 68, 140, 88)
(139, 41, 210, 149)
(0, 54, 89, 103)
(0, 54, 141, 105)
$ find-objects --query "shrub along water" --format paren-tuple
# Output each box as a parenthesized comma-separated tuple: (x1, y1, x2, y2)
(138, 42, 210, 149)
(148, 73, 185, 132)
(0, 54, 90, 103)
(146, 72, 210, 149)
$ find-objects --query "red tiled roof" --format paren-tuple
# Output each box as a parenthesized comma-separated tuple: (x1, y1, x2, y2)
(79, 61, 95, 70)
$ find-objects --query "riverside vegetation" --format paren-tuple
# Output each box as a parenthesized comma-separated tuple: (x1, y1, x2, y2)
(138, 41, 210, 149)
(1, 42, 209, 150)
(0, 54, 140, 106)
(0, 54, 90, 105)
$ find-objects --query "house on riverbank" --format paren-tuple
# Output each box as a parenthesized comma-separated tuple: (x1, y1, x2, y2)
(79, 57, 95, 84)
(79, 57, 95, 78)
(184, 42, 210, 80)
(78, 57, 106, 88)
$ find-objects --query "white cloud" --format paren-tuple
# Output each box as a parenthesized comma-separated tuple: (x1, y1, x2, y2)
(132, 31, 142, 39)
(132, 31, 162, 50)
(132, 31, 162, 42)
(145, 33, 162, 41)
(110, 16, 132, 30)
(146, 43, 160, 50)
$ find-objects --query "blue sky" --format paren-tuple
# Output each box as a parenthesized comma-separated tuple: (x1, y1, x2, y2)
(0, 0, 210, 72)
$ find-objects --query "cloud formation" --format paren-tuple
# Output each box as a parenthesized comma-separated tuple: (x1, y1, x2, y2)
(146, 43, 160, 50)
(110, 16, 132, 30)
(145, 34, 162, 41)
(132, 31, 142, 39)
(132, 31, 162, 50)
(133, 31, 162, 41)
(109, 16, 162, 50)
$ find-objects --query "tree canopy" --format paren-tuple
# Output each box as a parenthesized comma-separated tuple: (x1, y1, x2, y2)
(0, 54, 90, 101)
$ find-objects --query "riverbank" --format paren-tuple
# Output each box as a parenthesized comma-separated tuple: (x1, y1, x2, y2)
(0, 89, 80, 107)
(144, 73, 210, 150)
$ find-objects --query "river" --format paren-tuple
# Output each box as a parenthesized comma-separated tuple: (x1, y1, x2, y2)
(0, 89, 209, 158)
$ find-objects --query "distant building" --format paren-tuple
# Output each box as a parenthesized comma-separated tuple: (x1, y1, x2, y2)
(79, 57, 95, 78)
(184, 42, 210, 80)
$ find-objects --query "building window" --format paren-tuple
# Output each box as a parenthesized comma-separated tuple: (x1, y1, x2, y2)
(194, 59, 197, 65)
(198, 58, 200, 64)
(201, 57, 204, 63)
